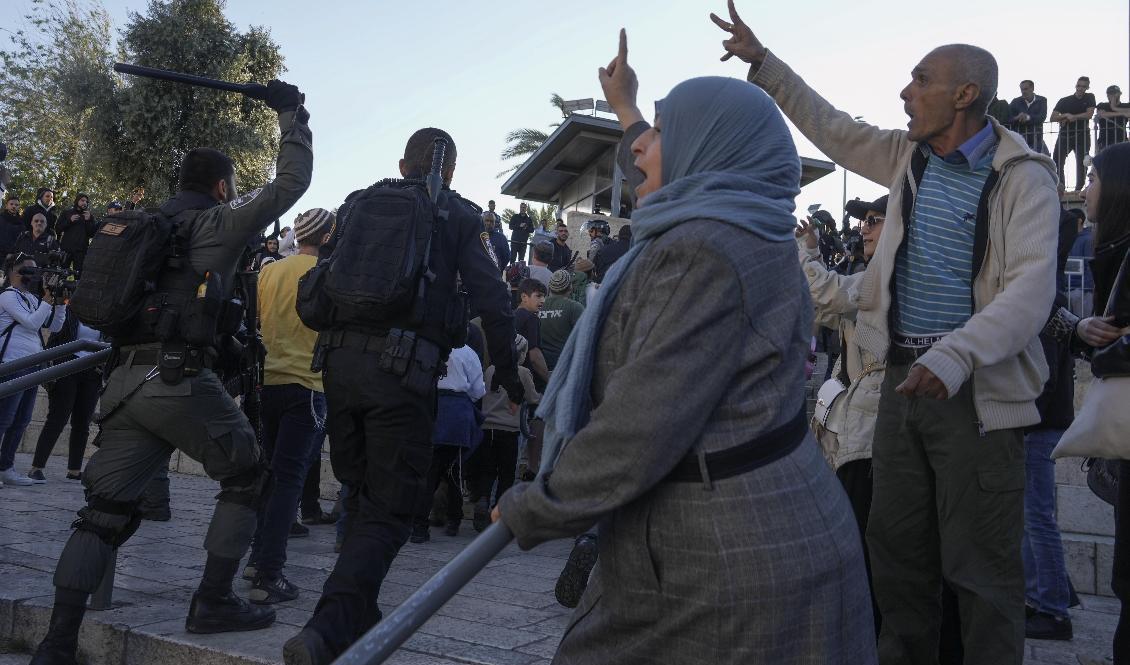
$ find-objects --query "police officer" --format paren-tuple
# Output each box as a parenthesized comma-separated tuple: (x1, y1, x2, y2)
(283, 127, 524, 665)
(30, 79, 312, 665)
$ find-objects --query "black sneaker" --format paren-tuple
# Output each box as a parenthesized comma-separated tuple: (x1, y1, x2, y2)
(1025, 611, 1073, 641)
(444, 520, 460, 537)
(283, 627, 334, 665)
(249, 574, 299, 604)
(555, 535, 598, 608)
(65, 472, 82, 481)
(27, 469, 47, 484)
(289, 522, 310, 538)
(409, 525, 429, 543)
(185, 590, 275, 634)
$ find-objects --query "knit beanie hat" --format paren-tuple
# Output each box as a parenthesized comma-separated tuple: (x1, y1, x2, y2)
(574, 257, 594, 273)
(548, 270, 572, 294)
(294, 208, 335, 243)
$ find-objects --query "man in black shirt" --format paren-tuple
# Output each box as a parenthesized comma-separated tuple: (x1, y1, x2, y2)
(593, 224, 631, 283)
(548, 221, 573, 271)
(1051, 76, 1097, 191)
(1007, 80, 1048, 154)
(1095, 84, 1130, 152)
(508, 202, 535, 262)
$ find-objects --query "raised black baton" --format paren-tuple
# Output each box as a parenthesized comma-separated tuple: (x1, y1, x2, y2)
(113, 62, 268, 100)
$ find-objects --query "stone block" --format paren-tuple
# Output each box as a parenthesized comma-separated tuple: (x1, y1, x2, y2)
(1057, 485, 1115, 537)
(316, 452, 341, 501)
(1055, 455, 1088, 487)
(175, 453, 206, 477)
(416, 615, 544, 650)
(403, 633, 543, 665)
(1096, 540, 1116, 598)
(125, 617, 294, 665)
(1062, 537, 1096, 595)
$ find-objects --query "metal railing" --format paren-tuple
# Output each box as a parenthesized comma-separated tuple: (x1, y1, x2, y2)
(1005, 116, 1127, 195)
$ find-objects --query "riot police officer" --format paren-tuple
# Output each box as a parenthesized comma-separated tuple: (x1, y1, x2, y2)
(30, 79, 312, 665)
(283, 128, 524, 665)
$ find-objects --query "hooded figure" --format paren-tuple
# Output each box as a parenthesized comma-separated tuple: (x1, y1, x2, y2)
(57, 192, 97, 270)
(496, 75, 877, 664)
(21, 187, 57, 234)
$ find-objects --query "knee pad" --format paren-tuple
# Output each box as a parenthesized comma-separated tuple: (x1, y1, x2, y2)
(72, 496, 142, 547)
(217, 463, 270, 509)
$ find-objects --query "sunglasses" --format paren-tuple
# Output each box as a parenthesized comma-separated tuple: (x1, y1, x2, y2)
(864, 215, 885, 228)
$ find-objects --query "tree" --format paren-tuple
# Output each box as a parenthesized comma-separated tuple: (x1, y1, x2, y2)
(112, 0, 285, 201)
(497, 93, 569, 177)
(503, 203, 557, 231)
(0, 0, 118, 204)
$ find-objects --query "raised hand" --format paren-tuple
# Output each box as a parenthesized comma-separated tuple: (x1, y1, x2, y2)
(598, 28, 644, 129)
(709, 0, 767, 66)
(795, 218, 819, 249)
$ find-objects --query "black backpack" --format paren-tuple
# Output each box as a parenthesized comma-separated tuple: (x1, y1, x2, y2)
(69, 209, 183, 337)
(297, 180, 450, 331)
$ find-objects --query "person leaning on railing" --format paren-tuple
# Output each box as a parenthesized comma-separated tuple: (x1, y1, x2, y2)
(0, 251, 66, 487)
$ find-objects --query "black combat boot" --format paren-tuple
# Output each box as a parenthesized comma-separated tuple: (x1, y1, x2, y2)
(186, 554, 275, 634)
(30, 589, 87, 665)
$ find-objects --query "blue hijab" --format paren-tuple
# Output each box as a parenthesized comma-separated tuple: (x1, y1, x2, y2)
(537, 76, 801, 473)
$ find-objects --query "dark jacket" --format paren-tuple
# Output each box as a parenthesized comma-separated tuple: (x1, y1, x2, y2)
(487, 227, 510, 269)
(57, 194, 97, 254)
(549, 240, 573, 272)
(593, 238, 629, 283)
(1007, 95, 1048, 152)
(508, 212, 535, 241)
(0, 209, 23, 257)
(21, 190, 57, 234)
(13, 229, 59, 265)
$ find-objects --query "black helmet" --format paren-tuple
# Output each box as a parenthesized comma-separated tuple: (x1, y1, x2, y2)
(581, 219, 611, 236)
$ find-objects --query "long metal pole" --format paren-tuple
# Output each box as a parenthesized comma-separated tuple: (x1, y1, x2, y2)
(0, 340, 109, 377)
(332, 522, 515, 665)
(113, 63, 268, 100)
(0, 349, 111, 399)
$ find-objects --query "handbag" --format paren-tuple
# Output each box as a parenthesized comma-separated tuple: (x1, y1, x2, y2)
(1053, 262, 1130, 460)
(1084, 458, 1121, 507)
(811, 359, 882, 458)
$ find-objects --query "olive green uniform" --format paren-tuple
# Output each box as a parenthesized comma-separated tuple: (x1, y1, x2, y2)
(53, 110, 313, 592)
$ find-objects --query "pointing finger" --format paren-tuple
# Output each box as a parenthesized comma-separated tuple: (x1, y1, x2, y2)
(721, 50, 734, 62)
(728, 0, 743, 26)
(618, 28, 627, 61)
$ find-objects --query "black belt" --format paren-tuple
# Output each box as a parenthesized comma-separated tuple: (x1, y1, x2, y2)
(665, 408, 808, 487)
(323, 329, 388, 353)
(888, 344, 932, 365)
(111, 347, 214, 370)
(438, 389, 464, 397)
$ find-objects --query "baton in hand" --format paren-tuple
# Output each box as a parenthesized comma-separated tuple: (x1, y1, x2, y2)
(113, 62, 268, 100)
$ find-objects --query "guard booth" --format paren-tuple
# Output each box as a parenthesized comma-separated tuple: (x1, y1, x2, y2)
(501, 113, 837, 254)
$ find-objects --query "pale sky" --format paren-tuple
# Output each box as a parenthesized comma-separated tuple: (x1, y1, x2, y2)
(13, 0, 1130, 231)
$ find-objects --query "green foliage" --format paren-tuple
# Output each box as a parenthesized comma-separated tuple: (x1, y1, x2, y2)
(0, 0, 118, 205)
(497, 92, 565, 178)
(114, 0, 285, 200)
(0, 0, 285, 209)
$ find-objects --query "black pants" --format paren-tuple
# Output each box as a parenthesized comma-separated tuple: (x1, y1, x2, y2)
(469, 429, 519, 505)
(302, 453, 323, 518)
(306, 347, 435, 656)
(1053, 131, 1090, 191)
(1114, 460, 1130, 664)
(413, 445, 463, 529)
(31, 367, 100, 471)
(837, 458, 879, 638)
(510, 237, 528, 263)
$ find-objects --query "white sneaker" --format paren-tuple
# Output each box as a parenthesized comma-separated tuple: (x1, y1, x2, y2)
(0, 467, 34, 486)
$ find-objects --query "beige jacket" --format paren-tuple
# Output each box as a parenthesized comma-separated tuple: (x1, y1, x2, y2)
(800, 243, 883, 468)
(754, 51, 1059, 432)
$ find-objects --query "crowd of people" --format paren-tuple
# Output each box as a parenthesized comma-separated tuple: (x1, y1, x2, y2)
(2, 4, 1130, 665)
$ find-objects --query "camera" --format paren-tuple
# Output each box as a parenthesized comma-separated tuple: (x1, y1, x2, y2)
(19, 250, 78, 299)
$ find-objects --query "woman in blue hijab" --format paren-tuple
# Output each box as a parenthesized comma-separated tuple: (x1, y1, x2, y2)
(494, 31, 876, 665)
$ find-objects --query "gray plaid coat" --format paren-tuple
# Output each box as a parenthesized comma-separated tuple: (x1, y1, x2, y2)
(499, 217, 878, 664)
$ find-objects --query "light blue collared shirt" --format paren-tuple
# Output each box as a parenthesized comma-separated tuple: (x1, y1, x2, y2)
(940, 121, 998, 171)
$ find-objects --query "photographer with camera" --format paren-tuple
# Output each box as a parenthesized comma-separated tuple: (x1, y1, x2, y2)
(0, 252, 66, 488)
(57, 193, 97, 274)
(13, 213, 60, 267)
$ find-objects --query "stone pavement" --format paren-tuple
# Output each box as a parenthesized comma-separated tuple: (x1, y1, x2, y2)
(0, 451, 1121, 665)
